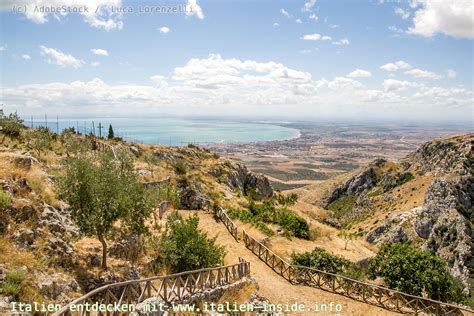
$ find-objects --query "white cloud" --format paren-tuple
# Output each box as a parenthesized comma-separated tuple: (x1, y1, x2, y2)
(303, 0, 317, 12)
(273, 22, 279, 27)
(185, 0, 205, 19)
(0, 0, 124, 30)
(302, 33, 321, 41)
(90, 61, 100, 67)
(332, 38, 350, 45)
(21, 54, 31, 60)
(280, 8, 290, 17)
(347, 69, 372, 78)
(159, 26, 170, 34)
(380, 60, 412, 71)
(394, 7, 410, 20)
(405, 68, 442, 79)
(408, 0, 473, 39)
(299, 49, 312, 54)
(1, 54, 471, 120)
(0, 45, 5, 51)
(383, 79, 419, 91)
(90, 48, 109, 56)
(388, 25, 404, 34)
(301, 34, 331, 41)
(447, 69, 457, 78)
(296, 19, 302, 24)
(309, 13, 318, 20)
(150, 75, 169, 89)
(330, 24, 340, 28)
(39, 45, 84, 68)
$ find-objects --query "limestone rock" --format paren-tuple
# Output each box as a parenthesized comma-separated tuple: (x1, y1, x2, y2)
(130, 146, 140, 157)
(36, 272, 79, 301)
(14, 153, 38, 170)
(109, 235, 143, 262)
(39, 204, 79, 237)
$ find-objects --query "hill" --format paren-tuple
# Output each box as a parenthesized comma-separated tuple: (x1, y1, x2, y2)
(296, 134, 473, 295)
(0, 115, 471, 313)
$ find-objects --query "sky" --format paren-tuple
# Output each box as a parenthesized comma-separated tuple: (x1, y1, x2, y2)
(0, 0, 473, 122)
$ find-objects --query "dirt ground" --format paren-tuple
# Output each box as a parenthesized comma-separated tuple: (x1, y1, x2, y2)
(185, 211, 400, 316)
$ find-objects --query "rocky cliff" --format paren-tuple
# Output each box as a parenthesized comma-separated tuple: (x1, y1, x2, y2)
(324, 134, 473, 292)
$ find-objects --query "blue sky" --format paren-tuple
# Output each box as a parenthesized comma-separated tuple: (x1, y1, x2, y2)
(0, 0, 473, 121)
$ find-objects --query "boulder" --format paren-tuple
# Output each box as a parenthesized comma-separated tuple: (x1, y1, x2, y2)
(14, 153, 38, 170)
(178, 184, 211, 210)
(130, 146, 140, 157)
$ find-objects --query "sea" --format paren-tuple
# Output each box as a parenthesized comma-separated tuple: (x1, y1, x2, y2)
(27, 117, 300, 146)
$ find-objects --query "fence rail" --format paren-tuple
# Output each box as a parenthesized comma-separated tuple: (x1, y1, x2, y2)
(215, 206, 239, 241)
(236, 220, 473, 315)
(54, 259, 250, 316)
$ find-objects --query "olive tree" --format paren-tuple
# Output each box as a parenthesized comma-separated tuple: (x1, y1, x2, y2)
(57, 149, 153, 269)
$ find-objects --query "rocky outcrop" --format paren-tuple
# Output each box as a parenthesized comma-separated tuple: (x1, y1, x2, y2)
(366, 210, 414, 244)
(14, 153, 38, 170)
(367, 176, 473, 293)
(225, 161, 273, 199)
(326, 167, 377, 205)
(178, 183, 212, 210)
(404, 134, 473, 176)
(36, 272, 79, 303)
(343, 194, 373, 222)
(109, 235, 143, 262)
(39, 204, 80, 238)
(46, 236, 79, 268)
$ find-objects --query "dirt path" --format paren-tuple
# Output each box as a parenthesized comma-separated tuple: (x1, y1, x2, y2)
(188, 211, 399, 316)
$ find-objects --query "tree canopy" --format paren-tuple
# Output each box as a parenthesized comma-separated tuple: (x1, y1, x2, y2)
(57, 149, 153, 269)
(368, 243, 463, 302)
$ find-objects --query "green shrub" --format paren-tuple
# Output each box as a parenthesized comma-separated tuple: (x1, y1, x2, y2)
(0, 269, 25, 297)
(327, 195, 357, 219)
(0, 190, 11, 210)
(173, 159, 187, 175)
(291, 248, 351, 274)
(157, 212, 225, 273)
(228, 201, 309, 239)
(368, 243, 463, 303)
(396, 172, 415, 186)
(274, 209, 309, 239)
(0, 112, 25, 138)
(28, 127, 54, 156)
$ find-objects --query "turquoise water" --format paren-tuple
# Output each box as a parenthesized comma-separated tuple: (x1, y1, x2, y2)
(30, 117, 300, 145)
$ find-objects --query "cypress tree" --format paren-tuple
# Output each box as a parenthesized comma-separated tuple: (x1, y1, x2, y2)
(107, 124, 114, 139)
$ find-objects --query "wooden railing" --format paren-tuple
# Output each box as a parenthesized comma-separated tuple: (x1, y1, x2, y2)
(54, 259, 250, 316)
(215, 206, 239, 241)
(241, 229, 473, 315)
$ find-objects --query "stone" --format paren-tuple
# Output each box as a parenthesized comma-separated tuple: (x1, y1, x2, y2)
(39, 204, 79, 237)
(12, 228, 37, 248)
(14, 153, 38, 170)
(46, 237, 79, 268)
(130, 146, 140, 157)
(36, 272, 79, 301)
(109, 235, 143, 262)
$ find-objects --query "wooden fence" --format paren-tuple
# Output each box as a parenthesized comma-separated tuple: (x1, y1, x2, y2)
(241, 229, 473, 315)
(54, 259, 250, 316)
(215, 206, 239, 241)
